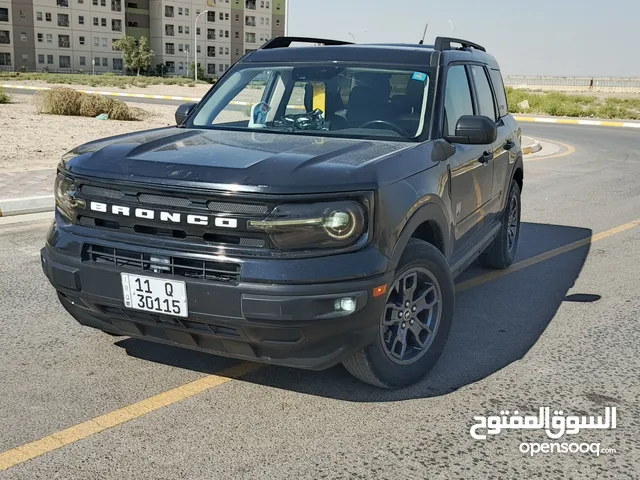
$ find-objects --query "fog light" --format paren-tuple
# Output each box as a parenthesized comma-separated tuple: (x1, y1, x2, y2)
(334, 297, 356, 314)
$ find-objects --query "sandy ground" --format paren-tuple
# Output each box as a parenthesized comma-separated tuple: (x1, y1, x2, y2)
(1, 80, 213, 99)
(0, 94, 178, 171)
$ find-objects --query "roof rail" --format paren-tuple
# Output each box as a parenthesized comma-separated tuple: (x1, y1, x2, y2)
(434, 36, 486, 52)
(260, 36, 353, 50)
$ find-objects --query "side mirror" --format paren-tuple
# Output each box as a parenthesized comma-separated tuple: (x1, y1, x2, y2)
(175, 102, 197, 125)
(446, 115, 497, 145)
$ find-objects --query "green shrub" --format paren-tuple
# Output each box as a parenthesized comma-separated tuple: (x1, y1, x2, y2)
(0, 71, 208, 87)
(0, 89, 9, 104)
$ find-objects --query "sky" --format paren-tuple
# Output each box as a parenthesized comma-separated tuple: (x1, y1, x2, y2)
(286, 0, 640, 77)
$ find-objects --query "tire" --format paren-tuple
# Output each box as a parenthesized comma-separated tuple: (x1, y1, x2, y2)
(342, 239, 455, 389)
(478, 180, 521, 269)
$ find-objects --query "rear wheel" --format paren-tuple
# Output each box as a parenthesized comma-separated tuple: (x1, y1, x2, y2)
(342, 239, 455, 389)
(478, 180, 521, 269)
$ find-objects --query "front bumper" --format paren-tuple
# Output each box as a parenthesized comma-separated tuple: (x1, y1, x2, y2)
(41, 219, 393, 370)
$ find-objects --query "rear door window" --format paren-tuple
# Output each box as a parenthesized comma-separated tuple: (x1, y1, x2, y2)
(470, 65, 498, 121)
(444, 65, 474, 135)
(489, 69, 508, 117)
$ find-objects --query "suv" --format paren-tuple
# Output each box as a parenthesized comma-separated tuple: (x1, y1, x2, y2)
(42, 36, 523, 388)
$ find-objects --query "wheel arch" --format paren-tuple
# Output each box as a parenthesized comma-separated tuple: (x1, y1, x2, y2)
(388, 202, 452, 271)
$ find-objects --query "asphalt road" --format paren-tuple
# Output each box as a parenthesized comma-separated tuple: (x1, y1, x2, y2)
(1, 123, 639, 479)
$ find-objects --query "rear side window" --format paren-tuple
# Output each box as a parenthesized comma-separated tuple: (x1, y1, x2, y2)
(489, 69, 508, 117)
(470, 65, 497, 121)
(444, 65, 474, 135)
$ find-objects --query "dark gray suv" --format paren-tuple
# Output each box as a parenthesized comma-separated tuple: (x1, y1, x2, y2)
(43, 36, 523, 388)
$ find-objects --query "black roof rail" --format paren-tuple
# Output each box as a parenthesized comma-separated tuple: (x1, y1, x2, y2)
(434, 36, 486, 52)
(260, 36, 353, 49)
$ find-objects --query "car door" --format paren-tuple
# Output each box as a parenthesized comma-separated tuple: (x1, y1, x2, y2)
(487, 67, 517, 207)
(444, 64, 495, 253)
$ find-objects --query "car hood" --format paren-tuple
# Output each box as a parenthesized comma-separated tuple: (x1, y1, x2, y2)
(62, 127, 429, 194)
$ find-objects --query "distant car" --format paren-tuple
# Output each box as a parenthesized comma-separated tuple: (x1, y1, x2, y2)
(42, 36, 523, 388)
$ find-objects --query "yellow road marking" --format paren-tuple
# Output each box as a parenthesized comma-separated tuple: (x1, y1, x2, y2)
(524, 137, 576, 161)
(456, 218, 640, 292)
(0, 362, 263, 472)
(1, 219, 639, 471)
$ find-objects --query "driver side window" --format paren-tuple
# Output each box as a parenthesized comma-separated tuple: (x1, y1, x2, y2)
(444, 65, 474, 135)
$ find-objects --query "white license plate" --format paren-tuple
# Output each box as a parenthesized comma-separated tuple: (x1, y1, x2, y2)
(121, 273, 188, 318)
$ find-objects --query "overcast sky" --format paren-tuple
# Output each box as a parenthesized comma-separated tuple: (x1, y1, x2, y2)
(287, 0, 639, 77)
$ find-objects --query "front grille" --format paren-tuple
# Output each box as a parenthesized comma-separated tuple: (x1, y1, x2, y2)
(81, 185, 125, 199)
(84, 244, 241, 284)
(138, 193, 191, 207)
(207, 201, 268, 215)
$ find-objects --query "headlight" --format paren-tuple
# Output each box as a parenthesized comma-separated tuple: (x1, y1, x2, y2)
(248, 201, 367, 250)
(54, 173, 79, 221)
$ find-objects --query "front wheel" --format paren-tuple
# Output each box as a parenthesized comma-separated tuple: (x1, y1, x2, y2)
(342, 239, 455, 389)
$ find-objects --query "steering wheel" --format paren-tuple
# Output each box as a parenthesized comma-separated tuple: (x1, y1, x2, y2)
(358, 120, 410, 137)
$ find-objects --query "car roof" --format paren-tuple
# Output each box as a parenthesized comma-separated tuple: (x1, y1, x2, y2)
(242, 37, 500, 70)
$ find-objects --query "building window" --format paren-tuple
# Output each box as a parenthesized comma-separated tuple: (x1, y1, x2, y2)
(207, 64, 215, 74)
(235, 48, 239, 55)
(184, 44, 189, 53)
(59, 56, 71, 68)
(165, 6, 174, 17)
(58, 14, 70, 27)
(276, 19, 280, 26)
(38, 54, 45, 64)
(225, 30, 229, 38)
(178, 43, 183, 52)
(111, 0, 122, 12)
(78, 0, 84, 4)
(100, 0, 106, 6)
(79, 36, 85, 44)
(79, 15, 84, 24)
(207, 29, 215, 40)
(234, 31, 239, 39)
(196, 9, 200, 15)
(207, 11, 215, 22)
(93, 36, 99, 46)
(47, 55, 53, 64)
(101, 37, 107, 47)
(185, 26, 189, 34)
(46, 33, 52, 43)
(260, 17, 263, 24)
(58, 34, 70, 47)
(37, 12, 43, 21)
(93, 17, 98, 25)
(219, 63, 223, 72)
(0, 8, 9, 22)
(235, 14, 239, 21)
(196, 27, 200, 35)
(219, 12, 223, 20)
(246, 15, 255, 26)
(37, 33, 43, 42)
(260, 0, 264, 6)
(79, 56, 86, 65)
(178, 61, 184, 70)
(112, 19, 122, 32)
(246, 0, 256, 10)
(46, 13, 52, 22)
(225, 13, 229, 20)
(165, 24, 174, 36)
(165, 43, 174, 54)
(178, 26, 183, 34)
(113, 58, 122, 70)
(196, 45, 201, 53)
(0, 53, 11, 66)
(20, 32, 27, 42)
(265, 17, 269, 25)
(245, 32, 255, 43)
(101, 57, 107, 67)
(178, 7, 182, 15)
(207, 46, 215, 57)
(93, 0, 98, 5)
(94, 56, 100, 65)
(101, 18, 107, 27)
(225, 47, 229, 54)
(185, 8, 189, 16)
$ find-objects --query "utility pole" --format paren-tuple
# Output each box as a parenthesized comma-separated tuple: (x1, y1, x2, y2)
(194, 9, 210, 81)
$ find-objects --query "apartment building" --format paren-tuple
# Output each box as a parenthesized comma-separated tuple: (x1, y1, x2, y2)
(0, 0, 285, 76)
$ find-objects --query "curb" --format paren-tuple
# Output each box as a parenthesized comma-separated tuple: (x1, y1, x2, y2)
(513, 115, 640, 129)
(522, 137, 542, 155)
(0, 195, 55, 217)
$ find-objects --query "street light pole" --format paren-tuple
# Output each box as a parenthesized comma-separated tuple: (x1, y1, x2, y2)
(285, 0, 290, 36)
(194, 9, 209, 82)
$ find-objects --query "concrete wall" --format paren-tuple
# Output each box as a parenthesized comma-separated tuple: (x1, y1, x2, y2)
(504, 76, 640, 94)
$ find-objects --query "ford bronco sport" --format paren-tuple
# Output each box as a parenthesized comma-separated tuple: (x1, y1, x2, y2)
(42, 36, 523, 388)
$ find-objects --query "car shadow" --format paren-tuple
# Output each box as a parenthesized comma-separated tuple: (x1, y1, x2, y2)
(115, 222, 595, 402)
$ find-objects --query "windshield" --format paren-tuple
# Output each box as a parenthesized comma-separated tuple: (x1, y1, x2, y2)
(191, 64, 433, 140)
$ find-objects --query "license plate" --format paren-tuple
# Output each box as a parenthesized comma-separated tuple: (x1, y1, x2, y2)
(121, 273, 188, 318)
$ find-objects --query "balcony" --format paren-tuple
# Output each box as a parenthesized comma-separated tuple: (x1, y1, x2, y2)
(111, 0, 122, 12)
(245, 17, 256, 27)
(58, 16, 70, 27)
(165, 7, 174, 18)
(58, 40, 70, 48)
(165, 44, 174, 54)
(57, 0, 69, 7)
(0, 34, 9, 45)
(112, 21, 122, 32)
(165, 26, 174, 36)
(207, 29, 216, 40)
(0, 10, 8, 22)
(245, 0, 256, 10)
(207, 47, 215, 57)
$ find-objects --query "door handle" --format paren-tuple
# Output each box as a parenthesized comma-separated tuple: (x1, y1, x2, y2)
(479, 151, 493, 164)
(504, 140, 516, 150)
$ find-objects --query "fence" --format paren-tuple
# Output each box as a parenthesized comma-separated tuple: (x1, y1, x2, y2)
(503, 76, 640, 94)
